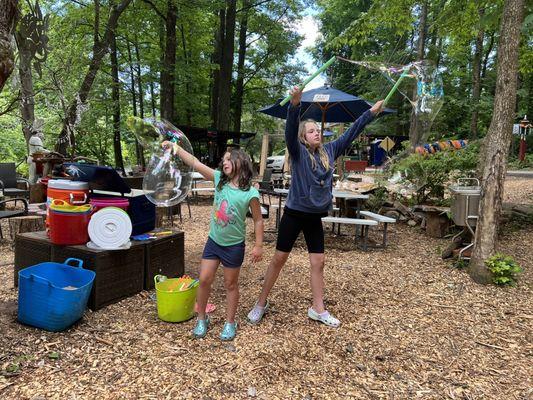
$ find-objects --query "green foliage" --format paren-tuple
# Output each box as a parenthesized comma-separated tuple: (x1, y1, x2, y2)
(508, 154, 533, 170)
(390, 141, 480, 203)
(485, 253, 522, 286)
(365, 183, 389, 212)
(453, 258, 468, 269)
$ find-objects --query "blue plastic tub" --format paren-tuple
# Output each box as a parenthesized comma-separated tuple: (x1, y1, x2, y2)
(18, 258, 96, 332)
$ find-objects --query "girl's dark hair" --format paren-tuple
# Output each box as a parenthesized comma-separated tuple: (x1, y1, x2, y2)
(217, 149, 254, 191)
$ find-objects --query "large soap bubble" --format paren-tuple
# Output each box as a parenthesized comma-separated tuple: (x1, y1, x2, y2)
(127, 117, 193, 207)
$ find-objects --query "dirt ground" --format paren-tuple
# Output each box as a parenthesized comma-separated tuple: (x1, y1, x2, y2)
(0, 177, 531, 399)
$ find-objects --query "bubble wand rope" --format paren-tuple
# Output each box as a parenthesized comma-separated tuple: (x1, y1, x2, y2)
(279, 55, 337, 106)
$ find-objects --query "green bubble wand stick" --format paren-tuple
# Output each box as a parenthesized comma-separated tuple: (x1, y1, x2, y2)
(280, 55, 337, 106)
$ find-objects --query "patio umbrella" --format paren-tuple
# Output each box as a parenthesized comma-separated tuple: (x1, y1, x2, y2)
(259, 85, 395, 133)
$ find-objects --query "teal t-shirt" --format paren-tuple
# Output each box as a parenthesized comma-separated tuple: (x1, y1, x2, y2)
(208, 170, 260, 246)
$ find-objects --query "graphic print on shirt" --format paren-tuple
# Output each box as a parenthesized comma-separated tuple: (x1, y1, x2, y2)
(214, 199, 237, 227)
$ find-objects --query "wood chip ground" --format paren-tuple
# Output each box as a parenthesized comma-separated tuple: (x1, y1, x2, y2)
(0, 177, 531, 399)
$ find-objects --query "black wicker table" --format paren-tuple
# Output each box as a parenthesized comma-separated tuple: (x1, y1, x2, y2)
(14, 230, 184, 310)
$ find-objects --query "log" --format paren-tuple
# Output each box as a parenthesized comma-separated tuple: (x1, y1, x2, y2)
(441, 230, 472, 259)
(393, 201, 422, 222)
(9, 216, 45, 238)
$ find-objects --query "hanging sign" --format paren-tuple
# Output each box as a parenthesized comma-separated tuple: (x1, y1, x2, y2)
(379, 137, 395, 152)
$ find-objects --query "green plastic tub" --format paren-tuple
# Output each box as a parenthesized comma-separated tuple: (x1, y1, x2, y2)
(154, 275, 197, 322)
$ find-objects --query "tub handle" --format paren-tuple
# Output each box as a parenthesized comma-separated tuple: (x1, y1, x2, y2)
(64, 258, 84, 268)
(30, 274, 52, 287)
(457, 177, 480, 187)
(154, 275, 167, 285)
(70, 193, 88, 204)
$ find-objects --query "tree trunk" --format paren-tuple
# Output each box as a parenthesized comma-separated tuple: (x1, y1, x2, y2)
(470, 7, 485, 139)
(150, 80, 157, 117)
(233, 0, 249, 133)
(126, 38, 145, 168)
(160, 0, 176, 121)
(17, 38, 35, 144)
(0, 0, 18, 94)
(468, 0, 525, 284)
(110, 30, 125, 174)
(210, 8, 225, 128)
(408, 0, 428, 150)
(179, 23, 193, 126)
(55, 0, 132, 155)
(216, 0, 237, 131)
(134, 35, 146, 168)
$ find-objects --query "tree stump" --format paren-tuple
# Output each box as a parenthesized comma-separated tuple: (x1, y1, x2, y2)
(425, 211, 450, 238)
(30, 182, 47, 203)
(9, 216, 45, 239)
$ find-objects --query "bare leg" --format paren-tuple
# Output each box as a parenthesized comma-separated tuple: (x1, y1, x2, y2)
(223, 267, 241, 323)
(309, 253, 326, 313)
(196, 259, 220, 320)
(257, 250, 290, 307)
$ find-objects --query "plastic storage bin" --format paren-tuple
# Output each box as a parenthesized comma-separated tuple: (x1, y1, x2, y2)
(154, 275, 197, 322)
(18, 258, 95, 332)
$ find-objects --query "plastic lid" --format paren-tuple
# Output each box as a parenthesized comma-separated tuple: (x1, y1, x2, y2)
(48, 179, 89, 190)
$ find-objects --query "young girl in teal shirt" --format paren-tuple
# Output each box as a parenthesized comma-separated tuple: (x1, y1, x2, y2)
(169, 143, 264, 340)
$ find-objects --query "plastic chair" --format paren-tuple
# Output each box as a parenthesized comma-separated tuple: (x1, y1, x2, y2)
(0, 163, 30, 200)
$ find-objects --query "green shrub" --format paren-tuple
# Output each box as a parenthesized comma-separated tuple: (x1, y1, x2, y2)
(508, 154, 533, 170)
(390, 141, 480, 204)
(485, 253, 522, 286)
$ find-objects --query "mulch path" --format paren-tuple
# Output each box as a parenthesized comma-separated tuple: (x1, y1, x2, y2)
(0, 180, 531, 399)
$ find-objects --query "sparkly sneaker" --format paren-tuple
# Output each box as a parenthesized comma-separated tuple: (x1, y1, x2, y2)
(247, 301, 269, 325)
(220, 321, 238, 341)
(192, 316, 210, 338)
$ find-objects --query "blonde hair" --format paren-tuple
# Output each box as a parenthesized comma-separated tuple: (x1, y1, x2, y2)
(298, 119, 330, 171)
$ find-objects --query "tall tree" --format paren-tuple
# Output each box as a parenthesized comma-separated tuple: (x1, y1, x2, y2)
(212, 0, 236, 131)
(55, 0, 132, 155)
(468, 0, 525, 284)
(233, 0, 249, 133)
(0, 0, 19, 93)
(110, 28, 124, 173)
(160, 0, 176, 121)
(470, 6, 485, 139)
(15, 1, 49, 144)
(408, 0, 428, 150)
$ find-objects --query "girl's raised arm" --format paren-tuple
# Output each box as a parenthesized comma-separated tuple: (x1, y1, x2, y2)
(163, 141, 215, 181)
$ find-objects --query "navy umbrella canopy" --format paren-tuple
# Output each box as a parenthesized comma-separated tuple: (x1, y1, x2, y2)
(259, 85, 395, 132)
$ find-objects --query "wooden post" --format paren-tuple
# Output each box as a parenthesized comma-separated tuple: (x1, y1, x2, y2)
(336, 124, 345, 178)
(259, 132, 269, 178)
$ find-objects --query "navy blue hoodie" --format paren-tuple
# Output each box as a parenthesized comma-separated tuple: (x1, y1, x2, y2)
(284, 104, 375, 214)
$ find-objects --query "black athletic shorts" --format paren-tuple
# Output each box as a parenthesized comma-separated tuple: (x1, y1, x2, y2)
(276, 207, 327, 254)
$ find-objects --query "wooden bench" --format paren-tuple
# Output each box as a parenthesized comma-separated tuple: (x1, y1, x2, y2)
(359, 211, 396, 247)
(321, 216, 377, 251)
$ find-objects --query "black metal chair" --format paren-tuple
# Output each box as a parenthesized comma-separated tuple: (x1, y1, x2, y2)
(0, 197, 29, 239)
(0, 163, 30, 200)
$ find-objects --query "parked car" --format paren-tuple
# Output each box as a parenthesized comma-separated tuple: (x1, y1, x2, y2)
(266, 153, 285, 172)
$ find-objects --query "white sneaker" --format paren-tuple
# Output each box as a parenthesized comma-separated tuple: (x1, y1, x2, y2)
(247, 301, 269, 325)
(308, 307, 340, 328)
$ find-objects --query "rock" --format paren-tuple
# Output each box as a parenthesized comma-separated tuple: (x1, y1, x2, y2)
(407, 219, 418, 227)
(247, 387, 257, 397)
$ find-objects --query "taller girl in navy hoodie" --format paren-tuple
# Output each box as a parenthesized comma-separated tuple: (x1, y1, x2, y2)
(248, 86, 384, 328)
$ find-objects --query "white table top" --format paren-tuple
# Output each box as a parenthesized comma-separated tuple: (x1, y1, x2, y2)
(274, 188, 289, 195)
(332, 190, 369, 200)
(191, 172, 204, 180)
